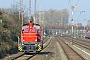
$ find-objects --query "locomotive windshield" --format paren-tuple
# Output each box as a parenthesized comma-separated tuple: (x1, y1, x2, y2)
(22, 25, 37, 33)
(22, 28, 36, 33)
(34, 25, 40, 29)
(22, 25, 29, 29)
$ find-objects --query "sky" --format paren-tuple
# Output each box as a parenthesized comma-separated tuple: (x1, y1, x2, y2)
(0, 0, 90, 25)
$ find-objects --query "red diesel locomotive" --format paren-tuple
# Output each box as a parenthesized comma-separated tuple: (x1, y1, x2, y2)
(18, 19, 43, 53)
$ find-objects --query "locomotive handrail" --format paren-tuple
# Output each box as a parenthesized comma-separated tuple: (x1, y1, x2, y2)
(18, 36, 20, 45)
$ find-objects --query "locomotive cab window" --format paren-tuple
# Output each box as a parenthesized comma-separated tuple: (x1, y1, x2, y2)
(34, 25, 40, 29)
(37, 30, 40, 34)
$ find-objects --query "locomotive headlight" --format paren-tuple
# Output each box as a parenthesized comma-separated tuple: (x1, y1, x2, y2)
(22, 43, 24, 45)
(21, 40, 24, 45)
(23, 40, 25, 42)
(35, 39, 37, 42)
(35, 44, 37, 46)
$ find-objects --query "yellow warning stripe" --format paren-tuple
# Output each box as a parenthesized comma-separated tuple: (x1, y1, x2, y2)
(18, 45, 22, 51)
(38, 44, 42, 51)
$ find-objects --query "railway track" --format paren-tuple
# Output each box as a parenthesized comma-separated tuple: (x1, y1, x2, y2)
(73, 40, 90, 50)
(57, 37, 85, 60)
(2, 36, 52, 60)
(76, 38, 90, 44)
(13, 54, 36, 60)
(64, 37, 90, 50)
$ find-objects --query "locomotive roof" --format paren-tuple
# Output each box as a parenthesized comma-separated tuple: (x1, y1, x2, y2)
(23, 23, 40, 26)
